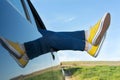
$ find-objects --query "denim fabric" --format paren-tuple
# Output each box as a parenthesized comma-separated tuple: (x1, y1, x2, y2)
(24, 29, 85, 59)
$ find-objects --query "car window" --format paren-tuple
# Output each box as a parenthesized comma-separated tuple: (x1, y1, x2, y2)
(7, 0, 27, 20)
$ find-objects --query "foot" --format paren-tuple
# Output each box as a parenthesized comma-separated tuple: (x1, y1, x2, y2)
(87, 12, 110, 46)
(10, 53, 29, 68)
(0, 37, 29, 68)
(87, 34, 106, 57)
(0, 37, 25, 58)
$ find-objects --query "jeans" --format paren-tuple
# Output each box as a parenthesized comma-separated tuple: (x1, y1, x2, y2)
(24, 29, 86, 59)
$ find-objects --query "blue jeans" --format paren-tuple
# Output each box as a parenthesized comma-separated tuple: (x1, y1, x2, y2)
(24, 29, 85, 59)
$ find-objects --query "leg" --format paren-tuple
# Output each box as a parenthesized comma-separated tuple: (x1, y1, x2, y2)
(24, 37, 52, 60)
(25, 31, 106, 59)
(38, 13, 111, 45)
(56, 30, 85, 40)
(45, 32, 106, 58)
(0, 12, 111, 68)
(0, 30, 86, 68)
(44, 32, 85, 51)
(38, 28, 85, 40)
(24, 32, 86, 59)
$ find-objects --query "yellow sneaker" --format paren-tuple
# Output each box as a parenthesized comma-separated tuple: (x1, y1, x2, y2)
(0, 37, 25, 58)
(0, 37, 29, 68)
(87, 13, 110, 46)
(10, 53, 29, 68)
(87, 35, 106, 57)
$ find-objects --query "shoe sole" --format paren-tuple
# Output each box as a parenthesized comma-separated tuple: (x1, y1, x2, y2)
(94, 33, 106, 57)
(0, 37, 22, 59)
(93, 13, 110, 46)
(10, 54, 24, 68)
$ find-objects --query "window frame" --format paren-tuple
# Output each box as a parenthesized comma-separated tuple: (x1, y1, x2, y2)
(27, 0, 46, 29)
(21, 0, 31, 22)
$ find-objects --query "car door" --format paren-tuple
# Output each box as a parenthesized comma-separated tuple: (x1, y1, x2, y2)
(0, 0, 64, 80)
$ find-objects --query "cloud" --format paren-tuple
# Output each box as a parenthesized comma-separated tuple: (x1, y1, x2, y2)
(63, 17, 76, 23)
(57, 51, 96, 61)
(57, 51, 79, 61)
(48, 16, 76, 24)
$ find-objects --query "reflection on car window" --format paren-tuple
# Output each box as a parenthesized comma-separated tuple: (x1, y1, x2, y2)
(7, 0, 26, 19)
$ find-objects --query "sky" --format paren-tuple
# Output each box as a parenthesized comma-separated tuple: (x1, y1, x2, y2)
(0, 0, 120, 80)
(31, 0, 120, 61)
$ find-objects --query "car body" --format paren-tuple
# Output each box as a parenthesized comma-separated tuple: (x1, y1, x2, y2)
(0, 0, 64, 80)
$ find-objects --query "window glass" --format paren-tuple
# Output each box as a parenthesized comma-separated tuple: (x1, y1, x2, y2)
(8, 0, 26, 18)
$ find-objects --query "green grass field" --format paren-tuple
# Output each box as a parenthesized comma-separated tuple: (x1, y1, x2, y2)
(11, 66, 64, 80)
(11, 61, 120, 80)
(24, 69, 63, 80)
(63, 61, 120, 80)
(65, 66, 120, 80)
(24, 66, 120, 80)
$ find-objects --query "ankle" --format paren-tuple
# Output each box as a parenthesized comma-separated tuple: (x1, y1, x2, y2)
(85, 30, 89, 40)
(20, 44, 26, 52)
(85, 42, 92, 51)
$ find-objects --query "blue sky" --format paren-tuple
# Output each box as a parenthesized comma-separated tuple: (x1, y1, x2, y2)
(0, 0, 120, 80)
(31, 0, 120, 61)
